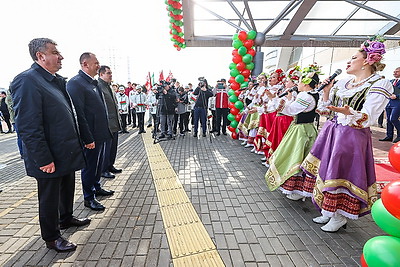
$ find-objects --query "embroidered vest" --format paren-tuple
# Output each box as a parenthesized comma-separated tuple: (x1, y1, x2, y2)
(295, 92, 319, 124)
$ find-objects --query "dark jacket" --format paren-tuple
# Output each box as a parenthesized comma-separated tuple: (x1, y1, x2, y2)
(67, 70, 112, 144)
(159, 89, 177, 115)
(10, 63, 85, 178)
(98, 78, 121, 133)
(193, 86, 213, 108)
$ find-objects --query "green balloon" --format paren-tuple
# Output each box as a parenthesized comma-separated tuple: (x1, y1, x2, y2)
(229, 62, 237, 70)
(234, 101, 244, 110)
(240, 82, 249, 88)
(372, 199, 400, 238)
(230, 69, 240, 77)
(227, 113, 236, 121)
(168, 6, 174, 11)
(178, 32, 184, 37)
(182, 44, 186, 48)
(238, 46, 247, 56)
(232, 33, 238, 40)
(171, 29, 178, 35)
(169, 18, 176, 23)
(235, 74, 244, 83)
(247, 30, 257, 40)
(232, 40, 243, 49)
(228, 89, 235, 96)
(229, 95, 238, 103)
(242, 54, 253, 64)
(246, 62, 255, 70)
(230, 120, 239, 128)
(364, 236, 400, 267)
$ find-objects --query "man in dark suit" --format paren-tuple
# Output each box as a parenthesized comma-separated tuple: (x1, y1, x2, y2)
(10, 38, 89, 252)
(380, 67, 400, 143)
(98, 65, 122, 178)
(67, 53, 114, 211)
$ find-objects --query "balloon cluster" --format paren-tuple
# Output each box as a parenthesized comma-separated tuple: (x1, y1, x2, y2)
(361, 177, 400, 266)
(165, 0, 186, 51)
(227, 30, 257, 139)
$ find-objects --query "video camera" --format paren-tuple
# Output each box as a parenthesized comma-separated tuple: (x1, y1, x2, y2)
(198, 77, 206, 88)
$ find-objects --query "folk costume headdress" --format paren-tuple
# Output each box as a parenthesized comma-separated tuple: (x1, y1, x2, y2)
(301, 63, 323, 89)
(286, 66, 302, 84)
(359, 35, 386, 65)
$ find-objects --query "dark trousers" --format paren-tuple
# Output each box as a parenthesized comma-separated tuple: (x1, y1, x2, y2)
(386, 105, 400, 138)
(120, 114, 127, 131)
(0, 114, 12, 132)
(102, 132, 118, 172)
(184, 112, 190, 131)
(173, 114, 179, 134)
(193, 107, 207, 134)
(130, 108, 136, 126)
(81, 142, 105, 200)
(378, 111, 384, 126)
(36, 172, 75, 241)
(211, 110, 216, 132)
(216, 108, 229, 134)
(137, 112, 145, 132)
(180, 113, 189, 133)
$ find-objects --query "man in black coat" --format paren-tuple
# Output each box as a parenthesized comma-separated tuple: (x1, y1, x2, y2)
(67, 53, 114, 211)
(10, 38, 89, 252)
(158, 82, 177, 139)
(0, 91, 12, 133)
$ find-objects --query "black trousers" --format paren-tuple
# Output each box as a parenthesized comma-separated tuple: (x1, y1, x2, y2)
(81, 142, 104, 200)
(216, 108, 229, 134)
(36, 173, 75, 241)
(130, 108, 137, 126)
(0, 114, 12, 132)
(120, 114, 128, 131)
(102, 132, 118, 172)
(136, 112, 145, 132)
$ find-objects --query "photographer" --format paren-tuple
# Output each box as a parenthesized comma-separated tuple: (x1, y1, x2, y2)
(174, 87, 189, 136)
(157, 82, 177, 139)
(193, 78, 213, 137)
(213, 78, 229, 136)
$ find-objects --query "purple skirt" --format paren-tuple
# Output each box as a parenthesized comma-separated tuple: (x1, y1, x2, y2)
(301, 119, 377, 218)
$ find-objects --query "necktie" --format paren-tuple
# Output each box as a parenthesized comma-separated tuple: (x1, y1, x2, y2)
(394, 79, 398, 86)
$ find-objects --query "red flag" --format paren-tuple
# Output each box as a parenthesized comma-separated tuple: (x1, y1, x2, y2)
(159, 70, 164, 82)
(145, 72, 152, 90)
(166, 70, 173, 82)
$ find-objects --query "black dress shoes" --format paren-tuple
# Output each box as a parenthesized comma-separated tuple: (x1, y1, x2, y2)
(393, 137, 400, 143)
(46, 236, 77, 252)
(101, 171, 115, 178)
(95, 188, 115, 196)
(84, 199, 105, 211)
(109, 166, 122, 174)
(223, 132, 227, 135)
(60, 217, 91, 230)
(379, 136, 393, 142)
(216, 132, 221, 136)
(202, 133, 206, 137)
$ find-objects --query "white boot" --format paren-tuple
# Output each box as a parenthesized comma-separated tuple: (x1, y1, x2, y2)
(262, 162, 269, 168)
(261, 156, 267, 161)
(312, 215, 330, 224)
(241, 141, 247, 146)
(244, 143, 254, 148)
(286, 193, 305, 201)
(250, 147, 256, 153)
(320, 214, 347, 232)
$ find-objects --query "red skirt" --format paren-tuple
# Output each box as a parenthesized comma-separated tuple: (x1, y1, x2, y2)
(254, 112, 277, 153)
(265, 115, 293, 160)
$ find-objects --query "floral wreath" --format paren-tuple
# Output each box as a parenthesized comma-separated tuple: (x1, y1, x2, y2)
(360, 35, 386, 65)
(301, 63, 323, 85)
(270, 68, 286, 83)
(286, 66, 301, 83)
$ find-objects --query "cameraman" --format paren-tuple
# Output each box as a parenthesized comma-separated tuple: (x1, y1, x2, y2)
(213, 78, 229, 136)
(193, 78, 213, 137)
(157, 82, 177, 139)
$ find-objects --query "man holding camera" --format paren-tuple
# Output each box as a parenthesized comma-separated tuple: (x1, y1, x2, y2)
(193, 78, 213, 137)
(213, 78, 229, 136)
(158, 82, 177, 139)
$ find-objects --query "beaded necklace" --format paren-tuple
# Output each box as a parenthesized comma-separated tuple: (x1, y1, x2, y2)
(347, 74, 375, 88)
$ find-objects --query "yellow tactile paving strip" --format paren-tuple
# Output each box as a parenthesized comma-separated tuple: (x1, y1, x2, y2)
(142, 133, 225, 267)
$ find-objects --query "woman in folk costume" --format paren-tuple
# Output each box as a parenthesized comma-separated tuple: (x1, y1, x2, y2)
(241, 73, 268, 149)
(237, 80, 256, 145)
(301, 36, 393, 232)
(265, 64, 322, 200)
(262, 66, 302, 165)
(254, 69, 285, 155)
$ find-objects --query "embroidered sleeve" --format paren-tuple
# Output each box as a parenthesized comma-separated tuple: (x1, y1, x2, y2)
(280, 92, 312, 116)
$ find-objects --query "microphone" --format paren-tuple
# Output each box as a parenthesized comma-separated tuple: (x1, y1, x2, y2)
(317, 69, 342, 92)
(278, 86, 298, 98)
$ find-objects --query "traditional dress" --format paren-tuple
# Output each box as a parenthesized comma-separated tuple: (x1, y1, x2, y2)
(301, 75, 392, 219)
(265, 91, 319, 196)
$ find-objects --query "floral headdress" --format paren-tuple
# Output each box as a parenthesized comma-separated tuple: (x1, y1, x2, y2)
(286, 66, 301, 84)
(301, 63, 323, 85)
(270, 68, 286, 83)
(360, 35, 386, 65)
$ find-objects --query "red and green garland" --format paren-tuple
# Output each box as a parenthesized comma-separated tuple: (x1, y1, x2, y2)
(165, 0, 186, 51)
(226, 30, 257, 139)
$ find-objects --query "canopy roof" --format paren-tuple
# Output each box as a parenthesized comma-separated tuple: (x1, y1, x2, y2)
(182, 0, 400, 47)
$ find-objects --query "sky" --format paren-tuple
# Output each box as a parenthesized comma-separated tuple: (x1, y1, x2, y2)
(0, 0, 234, 89)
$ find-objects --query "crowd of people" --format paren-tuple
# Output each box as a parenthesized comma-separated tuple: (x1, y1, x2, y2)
(2, 35, 397, 254)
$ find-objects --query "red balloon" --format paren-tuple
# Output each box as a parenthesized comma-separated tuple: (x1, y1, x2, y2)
(231, 132, 238, 139)
(230, 107, 240, 115)
(232, 49, 239, 56)
(229, 76, 236, 84)
(244, 78, 249, 82)
(389, 142, 400, 172)
(232, 55, 242, 64)
(228, 102, 235, 109)
(247, 48, 256, 57)
(230, 82, 240, 91)
(227, 125, 235, 133)
(234, 90, 241, 97)
(241, 69, 251, 78)
(360, 254, 368, 267)
(243, 39, 254, 49)
(235, 114, 242, 121)
(382, 180, 400, 219)
(238, 31, 248, 41)
(236, 62, 246, 71)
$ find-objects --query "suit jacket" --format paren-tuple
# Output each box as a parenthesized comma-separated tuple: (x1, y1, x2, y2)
(10, 63, 85, 178)
(98, 78, 121, 133)
(67, 70, 112, 145)
(388, 78, 400, 107)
